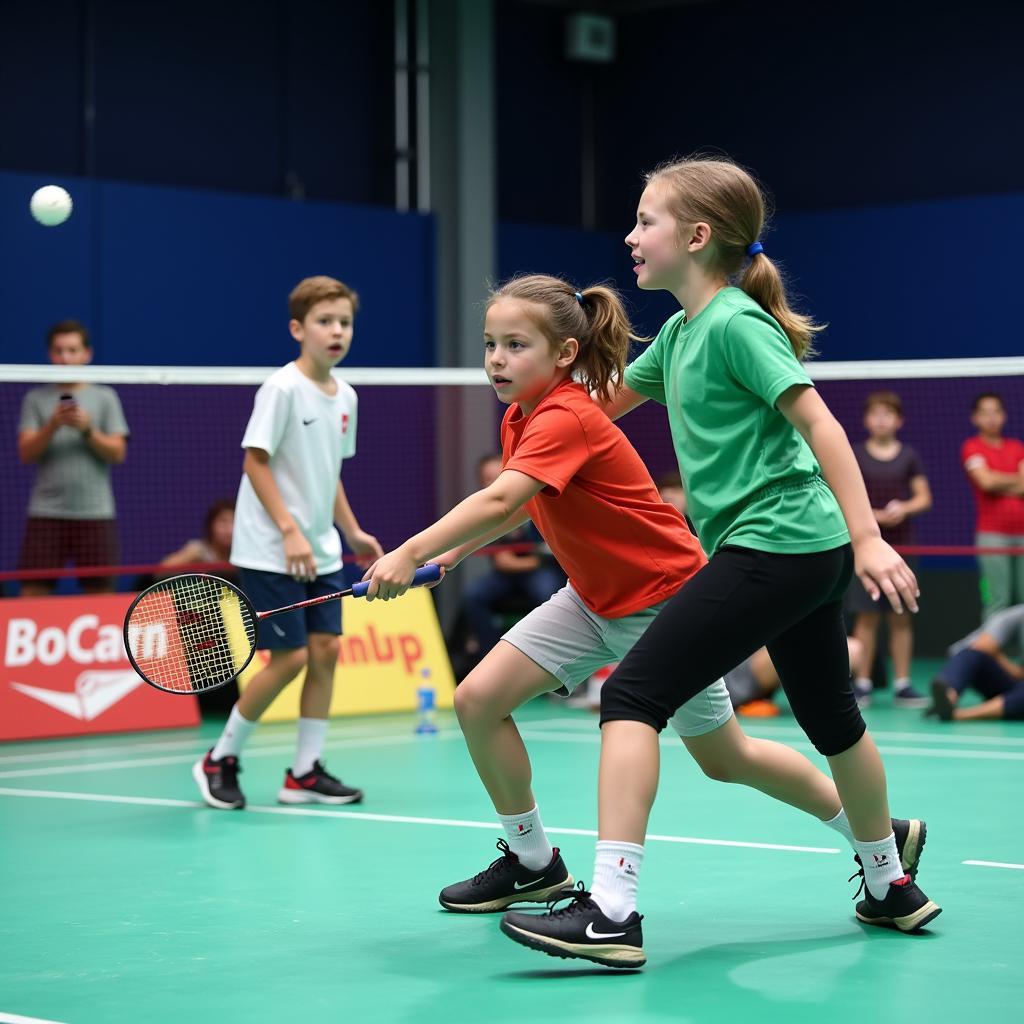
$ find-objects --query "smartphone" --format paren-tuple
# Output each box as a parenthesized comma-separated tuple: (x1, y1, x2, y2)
(58, 392, 76, 407)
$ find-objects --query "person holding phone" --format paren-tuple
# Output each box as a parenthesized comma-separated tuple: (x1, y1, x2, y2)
(16, 320, 129, 595)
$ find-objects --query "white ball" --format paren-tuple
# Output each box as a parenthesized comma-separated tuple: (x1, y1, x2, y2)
(29, 185, 73, 227)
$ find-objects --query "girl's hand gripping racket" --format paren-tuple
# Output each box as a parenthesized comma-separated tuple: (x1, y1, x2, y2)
(123, 564, 442, 695)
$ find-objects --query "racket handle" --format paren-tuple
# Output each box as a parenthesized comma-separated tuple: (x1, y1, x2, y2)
(350, 562, 442, 599)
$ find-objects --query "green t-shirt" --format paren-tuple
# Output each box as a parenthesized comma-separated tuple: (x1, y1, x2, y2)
(624, 287, 849, 555)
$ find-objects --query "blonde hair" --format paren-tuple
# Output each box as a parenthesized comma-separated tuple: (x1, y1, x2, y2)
(488, 274, 643, 397)
(646, 154, 823, 360)
(288, 275, 360, 323)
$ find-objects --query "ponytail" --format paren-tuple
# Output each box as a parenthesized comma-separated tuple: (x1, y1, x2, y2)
(574, 285, 644, 396)
(741, 252, 822, 360)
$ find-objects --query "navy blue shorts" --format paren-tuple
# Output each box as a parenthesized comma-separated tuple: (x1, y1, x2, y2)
(239, 567, 346, 650)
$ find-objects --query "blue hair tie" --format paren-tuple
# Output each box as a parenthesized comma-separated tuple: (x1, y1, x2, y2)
(574, 290, 585, 307)
(747, 241, 764, 257)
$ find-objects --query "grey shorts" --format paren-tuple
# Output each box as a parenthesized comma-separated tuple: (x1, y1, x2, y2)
(501, 584, 734, 738)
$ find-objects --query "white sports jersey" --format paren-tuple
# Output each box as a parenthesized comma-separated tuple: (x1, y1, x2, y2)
(231, 362, 357, 574)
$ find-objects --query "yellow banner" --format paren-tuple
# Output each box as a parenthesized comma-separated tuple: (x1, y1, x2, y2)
(238, 589, 455, 721)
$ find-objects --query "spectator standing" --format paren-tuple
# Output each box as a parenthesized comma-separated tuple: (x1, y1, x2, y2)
(962, 392, 1024, 630)
(848, 391, 932, 708)
(16, 321, 128, 596)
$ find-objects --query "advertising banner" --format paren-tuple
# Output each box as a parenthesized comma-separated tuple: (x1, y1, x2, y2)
(238, 588, 455, 721)
(1, 594, 201, 741)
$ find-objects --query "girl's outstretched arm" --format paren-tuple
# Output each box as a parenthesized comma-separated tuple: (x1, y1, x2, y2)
(777, 384, 919, 615)
(362, 470, 545, 600)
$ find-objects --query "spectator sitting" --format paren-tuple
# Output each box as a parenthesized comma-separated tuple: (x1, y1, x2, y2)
(459, 453, 565, 665)
(928, 604, 1024, 722)
(160, 500, 236, 571)
(16, 320, 128, 596)
(962, 392, 1024, 640)
(847, 390, 932, 709)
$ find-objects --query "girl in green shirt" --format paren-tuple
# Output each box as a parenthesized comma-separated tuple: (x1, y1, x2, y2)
(500, 155, 940, 969)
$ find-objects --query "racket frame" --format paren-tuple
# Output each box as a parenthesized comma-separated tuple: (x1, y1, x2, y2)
(123, 564, 442, 694)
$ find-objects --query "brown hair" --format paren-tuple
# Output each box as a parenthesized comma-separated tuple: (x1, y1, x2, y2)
(488, 274, 643, 397)
(972, 391, 1004, 413)
(203, 499, 235, 543)
(863, 390, 903, 416)
(288, 276, 360, 323)
(645, 154, 823, 360)
(47, 319, 90, 349)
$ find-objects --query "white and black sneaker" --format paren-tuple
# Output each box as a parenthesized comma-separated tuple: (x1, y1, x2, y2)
(501, 882, 645, 969)
(854, 874, 942, 932)
(192, 749, 245, 810)
(278, 761, 363, 804)
(439, 839, 574, 913)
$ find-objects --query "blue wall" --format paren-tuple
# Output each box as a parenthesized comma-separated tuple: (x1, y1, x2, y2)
(0, 170, 435, 367)
(500, 191, 1024, 361)
(0, 0, 395, 206)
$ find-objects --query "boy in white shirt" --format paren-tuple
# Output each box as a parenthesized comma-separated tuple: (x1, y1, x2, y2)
(193, 276, 383, 810)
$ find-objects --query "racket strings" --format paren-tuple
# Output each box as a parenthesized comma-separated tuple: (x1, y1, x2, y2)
(127, 575, 257, 693)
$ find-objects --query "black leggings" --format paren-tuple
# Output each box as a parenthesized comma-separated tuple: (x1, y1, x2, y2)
(601, 544, 864, 756)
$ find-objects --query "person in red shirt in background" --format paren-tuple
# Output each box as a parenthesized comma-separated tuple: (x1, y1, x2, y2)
(962, 393, 1024, 637)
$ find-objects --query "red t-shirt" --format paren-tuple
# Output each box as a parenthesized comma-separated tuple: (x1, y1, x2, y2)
(961, 435, 1024, 534)
(500, 380, 705, 618)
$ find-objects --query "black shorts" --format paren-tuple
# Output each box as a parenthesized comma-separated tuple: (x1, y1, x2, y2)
(239, 567, 347, 650)
(601, 543, 866, 757)
(18, 517, 120, 591)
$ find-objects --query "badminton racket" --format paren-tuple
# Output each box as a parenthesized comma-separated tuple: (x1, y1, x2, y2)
(123, 564, 441, 695)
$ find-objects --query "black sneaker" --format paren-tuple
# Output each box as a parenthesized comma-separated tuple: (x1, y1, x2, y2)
(929, 679, 956, 721)
(501, 882, 645, 969)
(439, 839, 575, 913)
(854, 874, 942, 932)
(851, 818, 928, 882)
(278, 760, 363, 804)
(192, 749, 245, 809)
(893, 684, 930, 709)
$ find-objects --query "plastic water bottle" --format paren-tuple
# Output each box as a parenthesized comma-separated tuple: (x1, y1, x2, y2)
(415, 680, 438, 734)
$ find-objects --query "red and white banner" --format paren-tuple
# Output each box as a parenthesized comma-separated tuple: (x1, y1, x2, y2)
(0, 594, 200, 741)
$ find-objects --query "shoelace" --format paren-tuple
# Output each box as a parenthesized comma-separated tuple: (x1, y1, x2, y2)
(310, 760, 341, 783)
(217, 756, 241, 785)
(472, 839, 519, 885)
(542, 880, 597, 918)
(848, 867, 866, 901)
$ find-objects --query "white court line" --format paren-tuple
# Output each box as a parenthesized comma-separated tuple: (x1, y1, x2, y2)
(518, 729, 1024, 762)
(0, 1013, 68, 1024)
(0, 721, 419, 766)
(0, 731, 462, 780)
(523, 717, 1024, 747)
(0, 786, 841, 855)
(963, 860, 1024, 871)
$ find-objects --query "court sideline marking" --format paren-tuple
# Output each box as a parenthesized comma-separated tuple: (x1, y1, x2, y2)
(0, 785, 839, 855)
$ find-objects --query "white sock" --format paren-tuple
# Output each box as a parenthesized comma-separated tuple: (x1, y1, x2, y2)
(211, 705, 257, 761)
(894, 677, 912, 693)
(590, 840, 644, 921)
(854, 832, 904, 899)
(293, 717, 328, 777)
(854, 677, 873, 692)
(823, 807, 855, 849)
(498, 805, 554, 871)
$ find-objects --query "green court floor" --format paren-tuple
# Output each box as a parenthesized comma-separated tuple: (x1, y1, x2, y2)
(1, 676, 1021, 1024)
